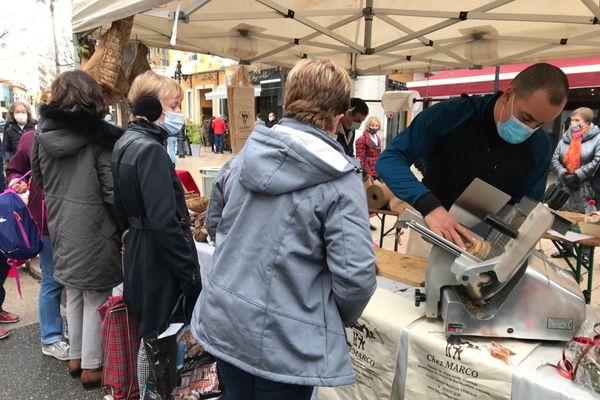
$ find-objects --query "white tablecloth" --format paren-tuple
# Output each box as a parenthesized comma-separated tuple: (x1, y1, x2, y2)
(392, 284, 600, 400)
(195, 243, 599, 400)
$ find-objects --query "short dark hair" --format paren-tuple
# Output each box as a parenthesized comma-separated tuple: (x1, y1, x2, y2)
(349, 97, 369, 116)
(49, 70, 106, 116)
(511, 63, 569, 106)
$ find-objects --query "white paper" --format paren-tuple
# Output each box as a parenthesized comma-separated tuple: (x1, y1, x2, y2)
(547, 229, 593, 243)
(157, 322, 183, 339)
(404, 318, 539, 400)
(319, 289, 424, 400)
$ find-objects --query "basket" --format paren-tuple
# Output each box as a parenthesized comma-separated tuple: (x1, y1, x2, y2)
(199, 167, 222, 197)
(186, 196, 209, 214)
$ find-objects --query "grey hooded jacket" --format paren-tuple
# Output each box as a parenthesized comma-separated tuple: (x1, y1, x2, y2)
(192, 118, 377, 387)
(551, 123, 600, 212)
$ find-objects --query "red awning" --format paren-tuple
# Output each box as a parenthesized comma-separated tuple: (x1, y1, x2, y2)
(407, 57, 600, 98)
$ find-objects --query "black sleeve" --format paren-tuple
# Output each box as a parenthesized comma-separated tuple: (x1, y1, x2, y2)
(137, 143, 202, 295)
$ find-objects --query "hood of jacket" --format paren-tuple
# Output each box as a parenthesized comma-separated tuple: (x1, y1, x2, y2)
(561, 123, 600, 144)
(37, 104, 124, 158)
(239, 118, 359, 195)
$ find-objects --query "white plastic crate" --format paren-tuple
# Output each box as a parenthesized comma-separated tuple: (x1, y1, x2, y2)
(199, 167, 222, 197)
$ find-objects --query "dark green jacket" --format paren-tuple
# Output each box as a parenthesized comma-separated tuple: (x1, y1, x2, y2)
(32, 105, 124, 290)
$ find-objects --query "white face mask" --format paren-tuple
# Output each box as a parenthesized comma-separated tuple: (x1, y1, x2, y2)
(14, 113, 28, 125)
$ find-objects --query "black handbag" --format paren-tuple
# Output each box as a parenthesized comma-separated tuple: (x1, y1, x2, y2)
(544, 183, 570, 210)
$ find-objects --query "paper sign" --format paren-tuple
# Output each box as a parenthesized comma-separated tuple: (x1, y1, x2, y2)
(404, 318, 538, 400)
(319, 289, 423, 400)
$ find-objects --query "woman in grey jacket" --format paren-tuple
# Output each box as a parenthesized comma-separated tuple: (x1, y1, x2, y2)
(551, 107, 600, 212)
(192, 59, 377, 400)
(32, 71, 123, 388)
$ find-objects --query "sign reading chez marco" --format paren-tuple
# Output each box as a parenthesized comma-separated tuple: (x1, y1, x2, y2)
(404, 318, 538, 400)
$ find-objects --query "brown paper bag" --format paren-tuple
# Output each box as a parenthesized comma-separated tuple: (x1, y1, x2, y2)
(226, 86, 255, 153)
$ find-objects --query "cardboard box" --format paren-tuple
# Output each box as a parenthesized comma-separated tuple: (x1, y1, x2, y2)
(578, 222, 600, 237)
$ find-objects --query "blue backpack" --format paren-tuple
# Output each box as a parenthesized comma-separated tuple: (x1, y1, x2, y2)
(0, 172, 43, 260)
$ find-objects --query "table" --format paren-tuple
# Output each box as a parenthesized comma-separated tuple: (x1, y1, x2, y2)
(374, 248, 426, 287)
(543, 210, 600, 304)
(319, 284, 600, 400)
(196, 242, 428, 289)
(369, 208, 401, 250)
(394, 289, 600, 400)
(196, 242, 599, 400)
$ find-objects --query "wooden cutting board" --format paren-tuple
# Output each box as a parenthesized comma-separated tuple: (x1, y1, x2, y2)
(375, 247, 427, 287)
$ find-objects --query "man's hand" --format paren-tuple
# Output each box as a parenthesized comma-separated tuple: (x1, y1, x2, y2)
(424, 206, 475, 250)
(9, 179, 29, 194)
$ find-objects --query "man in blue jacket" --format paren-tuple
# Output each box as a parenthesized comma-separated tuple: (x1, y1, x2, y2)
(377, 63, 569, 249)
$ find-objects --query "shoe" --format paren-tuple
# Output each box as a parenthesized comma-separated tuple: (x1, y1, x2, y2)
(370, 224, 377, 231)
(0, 309, 19, 324)
(551, 249, 571, 258)
(42, 340, 70, 361)
(68, 359, 82, 377)
(0, 327, 8, 340)
(81, 368, 103, 389)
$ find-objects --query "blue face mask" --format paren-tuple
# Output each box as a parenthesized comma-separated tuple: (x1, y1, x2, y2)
(350, 121, 362, 131)
(497, 94, 535, 144)
(157, 111, 185, 135)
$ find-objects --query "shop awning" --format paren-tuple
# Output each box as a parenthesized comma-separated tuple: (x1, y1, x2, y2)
(205, 85, 261, 100)
(72, 0, 600, 75)
(407, 57, 600, 97)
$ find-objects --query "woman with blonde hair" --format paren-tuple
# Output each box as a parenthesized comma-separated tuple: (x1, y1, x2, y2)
(192, 59, 376, 400)
(356, 115, 383, 179)
(112, 70, 202, 394)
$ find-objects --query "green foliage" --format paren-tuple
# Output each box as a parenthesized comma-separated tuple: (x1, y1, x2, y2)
(77, 44, 90, 60)
(186, 122, 204, 145)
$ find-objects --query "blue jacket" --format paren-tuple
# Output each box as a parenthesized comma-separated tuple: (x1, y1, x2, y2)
(191, 118, 377, 386)
(376, 93, 552, 215)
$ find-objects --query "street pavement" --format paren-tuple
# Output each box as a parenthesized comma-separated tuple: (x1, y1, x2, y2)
(0, 268, 103, 400)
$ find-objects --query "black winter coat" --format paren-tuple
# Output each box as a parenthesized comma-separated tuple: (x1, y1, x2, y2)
(112, 120, 202, 338)
(4, 121, 36, 160)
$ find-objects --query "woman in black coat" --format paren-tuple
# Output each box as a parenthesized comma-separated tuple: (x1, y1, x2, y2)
(113, 71, 202, 338)
(3, 101, 36, 162)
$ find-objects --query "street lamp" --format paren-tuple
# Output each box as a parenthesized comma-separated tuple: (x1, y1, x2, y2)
(173, 60, 189, 83)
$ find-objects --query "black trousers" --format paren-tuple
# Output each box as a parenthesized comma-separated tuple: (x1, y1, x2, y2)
(0, 255, 9, 309)
(217, 358, 314, 400)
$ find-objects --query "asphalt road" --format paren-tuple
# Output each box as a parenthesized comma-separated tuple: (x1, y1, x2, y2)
(0, 323, 104, 400)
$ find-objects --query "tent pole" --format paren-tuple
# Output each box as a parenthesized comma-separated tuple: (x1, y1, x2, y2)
(364, 0, 374, 52)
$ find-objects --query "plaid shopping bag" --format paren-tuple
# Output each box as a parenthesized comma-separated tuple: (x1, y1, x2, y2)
(99, 295, 141, 400)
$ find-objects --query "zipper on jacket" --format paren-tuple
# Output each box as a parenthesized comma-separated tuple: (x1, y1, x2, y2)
(13, 211, 31, 249)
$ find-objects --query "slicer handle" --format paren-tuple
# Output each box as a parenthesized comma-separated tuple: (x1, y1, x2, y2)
(484, 214, 518, 238)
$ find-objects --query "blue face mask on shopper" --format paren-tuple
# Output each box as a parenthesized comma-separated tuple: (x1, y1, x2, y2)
(497, 94, 535, 144)
(157, 111, 185, 135)
(350, 121, 362, 131)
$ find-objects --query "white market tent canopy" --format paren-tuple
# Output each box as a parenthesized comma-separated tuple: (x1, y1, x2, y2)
(72, 0, 600, 75)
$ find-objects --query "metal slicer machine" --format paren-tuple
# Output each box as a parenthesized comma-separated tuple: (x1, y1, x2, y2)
(401, 179, 586, 341)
